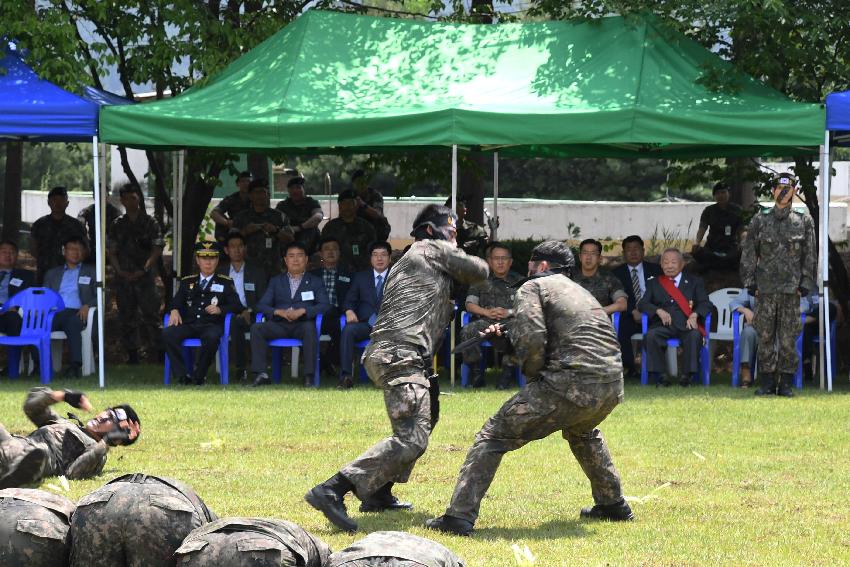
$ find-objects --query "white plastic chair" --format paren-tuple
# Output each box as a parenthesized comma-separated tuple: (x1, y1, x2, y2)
(707, 288, 743, 367)
(51, 306, 96, 376)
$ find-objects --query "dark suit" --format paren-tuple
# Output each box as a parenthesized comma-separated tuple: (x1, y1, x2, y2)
(44, 263, 97, 366)
(309, 267, 353, 370)
(339, 269, 385, 378)
(251, 271, 330, 378)
(637, 273, 711, 377)
(0, 268, 35, 336)
(163, 273, 242, 382)
(612, 261, 663, 371)
(218, 261, 268, 371)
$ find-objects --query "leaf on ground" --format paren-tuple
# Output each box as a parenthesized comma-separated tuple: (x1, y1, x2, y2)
(511, 543, 536, 565)
(692, 451, 707, 461)
(200, 439, 224, 451)
(59, 475, 70, 491)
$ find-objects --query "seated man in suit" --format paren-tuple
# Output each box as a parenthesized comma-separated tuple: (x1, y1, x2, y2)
(337, 241, 392, 389)
(219, 233, 268, 382)
(251, 242, 331, 386)
(638, 248, 712, 387)
(44, 237, 97, 378)
(0, 239, 35, 338)
(309, 237, 353, 377)
(612, 235, 663, 377)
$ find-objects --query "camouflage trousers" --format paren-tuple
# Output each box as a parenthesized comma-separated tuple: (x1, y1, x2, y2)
(754, 293, 803, 375)
(445, 379, 624, 524)
(115, 275, 161, 353)
(0, 425, 46, 486)
(340, 382, 432, 500)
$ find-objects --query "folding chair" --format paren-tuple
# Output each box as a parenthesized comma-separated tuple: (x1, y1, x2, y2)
(163, 313, 232, 385)
(640, 312, 712, 385)
(0, 288, 64, 384)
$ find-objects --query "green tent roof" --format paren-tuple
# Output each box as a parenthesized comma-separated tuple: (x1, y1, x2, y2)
(100, 10, 825, 157)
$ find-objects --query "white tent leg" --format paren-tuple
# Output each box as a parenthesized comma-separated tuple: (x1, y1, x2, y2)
(450, 145, 458, 388)
(493, 152, 499, 241)
(92, 136, 106, 389)
(821, 133, 833, 391)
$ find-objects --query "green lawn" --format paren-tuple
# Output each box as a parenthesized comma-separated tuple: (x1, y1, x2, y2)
(1, 367, 848, 566)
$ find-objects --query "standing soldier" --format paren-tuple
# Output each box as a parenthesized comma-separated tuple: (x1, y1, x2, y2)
(233, 178, 293, 277)
(210, 171, 253, 243)
(351, 169, 391, 241)
(108, 183, 164, 365)
(305, 205, 488, 532)
(276, 174, 325, 255)
(740, 172, 816, 397)
(0, 488, 75, 567)
(29, 186, 88, 284)
(426, 241, 632, 536)
(446, 195, 488, 258)
(77, 198, 120, 266)
(328, 531, 466, 567)
(321, 190, 377, 272)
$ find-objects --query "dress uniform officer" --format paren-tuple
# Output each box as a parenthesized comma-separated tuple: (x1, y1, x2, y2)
(163, 242, 241, 385)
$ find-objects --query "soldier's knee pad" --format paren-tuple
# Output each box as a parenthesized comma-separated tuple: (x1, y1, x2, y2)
(0, 488, 74, 567)
(174, 518, 330, 567)
(70, 473, 216, 567)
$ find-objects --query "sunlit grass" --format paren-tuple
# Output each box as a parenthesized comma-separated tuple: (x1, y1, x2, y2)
(1, 367, 848, 566)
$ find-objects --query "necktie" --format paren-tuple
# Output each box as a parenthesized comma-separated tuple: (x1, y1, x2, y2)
(200, 277, 210, 291)
(631, 268, 642, 302)
(375, 274, 384, 303)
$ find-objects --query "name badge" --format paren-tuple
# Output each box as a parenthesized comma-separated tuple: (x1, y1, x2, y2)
(265, 237, 273, 249)
(9, 278, 23, 287)
(78, 276, 92, 285)
(244, 282, 256, 291)
(339, 276, 350, 283)
(210, 283, 224, 292)
(352, 244, 359, 256)
(724, 225, 732, 236)
(301, 290, 315, 301)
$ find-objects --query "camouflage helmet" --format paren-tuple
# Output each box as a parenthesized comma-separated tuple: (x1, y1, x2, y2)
(0, 488, 75, 567)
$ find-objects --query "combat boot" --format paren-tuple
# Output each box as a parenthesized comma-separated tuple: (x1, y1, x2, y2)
(755, 373, 776, 396)
(305, 473, 357, 532)
(468, 365, 485, 388)
(0, 446, 48, 489)
(359, 482, 413, 512)
(776, 374, 795, 398)
(580, 499, 634, 522)
(496, 365, 515, 390)
(424, 514, 474, 536)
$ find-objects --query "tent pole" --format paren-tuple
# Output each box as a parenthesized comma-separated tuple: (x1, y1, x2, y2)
(493, 152, 499, 241)
(91, 136, 106, 389)
(450, 144, 458, 388)
(820, 133, 833, 391)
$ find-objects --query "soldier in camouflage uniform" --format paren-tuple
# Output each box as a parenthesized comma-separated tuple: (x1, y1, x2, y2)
(0, 488, 75, 567)
(174, 517, 331, 566)
(0, 388, 141, 488)
(573, 238, 628, 316)
(352, 169, 391, 241)
(461, 242, 523, 389)
(446, 196, 489, 258)
(29, 186, 88, 284)
(232, 179, 293, 277)
(276, 174, 325, 255)
(740, 172, 816, 397)
(328, 531, 466, 567)
(70, 473, 216, 567)
(321, 190, 378, 271)
(77, 198, 120, 266)
(211, 171, 253, 243)
(306, 204, 488, 533)
(426, 241, 632, 536)
(108, 183, 164, 364)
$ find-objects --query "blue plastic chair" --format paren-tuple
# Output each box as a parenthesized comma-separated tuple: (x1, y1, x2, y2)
(339, 315, 371, 383)
(811, 317, 838, 379)
(256, 313, 323, 387)
(0, 288, 64, 384)
(459, 311, 526, 388)
(611, 312, 620, 335)
(163, 313, 232, 385)
(640, 312, 712, 386)
(732, 311, 806, 389)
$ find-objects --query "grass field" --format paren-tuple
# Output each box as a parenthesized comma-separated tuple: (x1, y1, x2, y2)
(1, 366, 849, 566)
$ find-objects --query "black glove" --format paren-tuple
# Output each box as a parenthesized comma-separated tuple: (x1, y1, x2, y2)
(63, 389, 86, 409)
(799, 287, 809, 297)
(746, 287, 757, 296)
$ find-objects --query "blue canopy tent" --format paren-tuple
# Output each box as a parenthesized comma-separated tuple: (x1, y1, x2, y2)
(820, 91, 850, 391)
(0, 44, 130, 388)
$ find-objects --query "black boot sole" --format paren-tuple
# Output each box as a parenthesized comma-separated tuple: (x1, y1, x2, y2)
(359, 500, 413, 513)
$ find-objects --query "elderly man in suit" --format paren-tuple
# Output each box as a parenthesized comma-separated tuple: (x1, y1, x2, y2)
(43, 237, 97, 377)
(219, 233, 268, 382)
(638, 248, 712, 387)
(251, 241, 331, 386)
(337, 241, 392, 389)
(0, 240, 35, 338)
(612, 235, 663, 377)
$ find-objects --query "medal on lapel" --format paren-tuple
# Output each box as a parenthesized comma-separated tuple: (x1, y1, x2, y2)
(211, 296, 219, 307)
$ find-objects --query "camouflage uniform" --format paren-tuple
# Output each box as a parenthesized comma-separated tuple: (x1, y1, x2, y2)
(340, 240, 488, 499)
(232, 208, 292, 276)
(321, 217, 377, 272)
(70, 473, 217, 567)
(0, 488, 74, 567)
(356, 187, 391, 241)
(212, 191, 252, 243)
(276, 196, 323, 254)
(741, 206, 816, 375)
(77, 201, 120, 265)
(0, 388, 108, 487)
(443, 272, 626, 525)
(29, 213, 88, 284)
(572, 270, 628, 308)
(329, 531, 465, 567)
(108, 212, 164, 355)
(460, 271, 523, 365)
(175, 517, 331, 566)
(457, 219, 488, 258)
